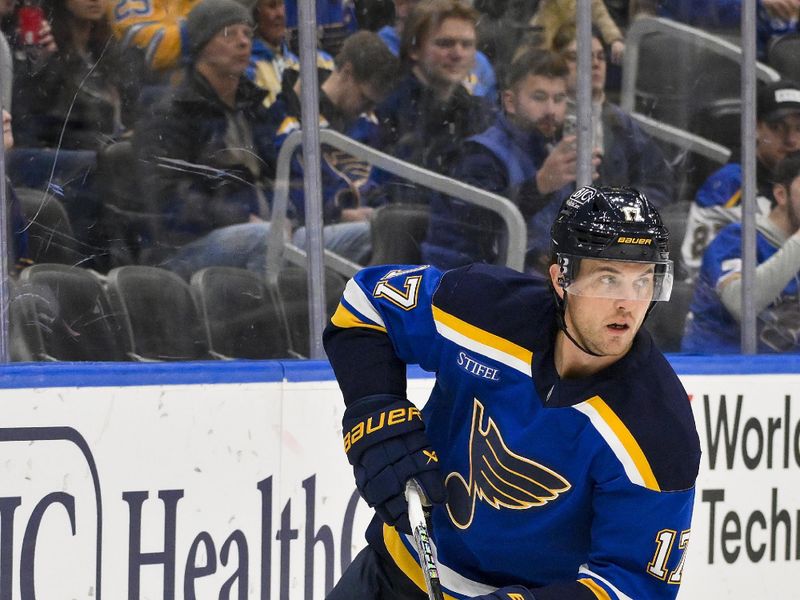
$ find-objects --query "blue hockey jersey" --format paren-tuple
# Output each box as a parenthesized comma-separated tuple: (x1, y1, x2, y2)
(324, 263, 701, 600)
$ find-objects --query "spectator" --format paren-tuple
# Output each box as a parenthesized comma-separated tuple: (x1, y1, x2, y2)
(373, 0, 492, 202)
(530, 0, 626, 64)
(134, 0, 275, 280)
(681, 79, 800, 279)
(377, 0, 497, 101)
(269, 30, 399, 264)
(682, 151, 800, 353)
(422, 49, 598, 273)
(552, 24, 675, 208)
(247, 0, 334, 108)
(472, 0, 540, 70)
(12, 0, 139, 151)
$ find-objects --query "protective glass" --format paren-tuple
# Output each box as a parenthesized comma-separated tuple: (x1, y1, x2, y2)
(559, 255, 674, 302)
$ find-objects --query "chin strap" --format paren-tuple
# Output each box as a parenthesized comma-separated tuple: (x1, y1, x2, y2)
(551, 285, 603, 358)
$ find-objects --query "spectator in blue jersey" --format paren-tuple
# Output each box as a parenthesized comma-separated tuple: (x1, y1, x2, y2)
(683, 151, 800, 353)
(269, 30, 399, 264)
(134, 0, 275, 280)
(324, 185, 700, 600)
(552, 24, 675, 209)
(422, 49, 599, 274)
(247, 0, 334, 107)
(377, 0, 497, 102)
(372, 0, 492, 203)
(680, 79, 800, 279)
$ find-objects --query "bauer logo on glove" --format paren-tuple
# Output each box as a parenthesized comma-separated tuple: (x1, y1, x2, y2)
(343, 405, 422, 453)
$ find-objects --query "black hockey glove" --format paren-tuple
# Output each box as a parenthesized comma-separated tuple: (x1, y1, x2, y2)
(342, 394, 446, 534)
(470, 586, 536, 600)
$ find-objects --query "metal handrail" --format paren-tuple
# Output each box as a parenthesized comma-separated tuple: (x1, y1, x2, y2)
(621, 16, 780, 114)
(629, 112, 731, 164)
(267, 128, 528, 288)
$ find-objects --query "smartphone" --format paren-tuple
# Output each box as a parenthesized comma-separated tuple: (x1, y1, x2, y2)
(17, 5, 44, 46)
(562, 113, 577, 138)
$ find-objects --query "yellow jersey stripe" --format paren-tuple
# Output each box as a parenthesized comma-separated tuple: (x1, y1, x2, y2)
(723, 189, 742, 208)
(578, 577, 612, 600)
(432, 306, 532, 376)
(382, 525, 459, 600)
(330, 303, 387, 333)
(277, 116, 300, 136)
(584, 396, 660, 491)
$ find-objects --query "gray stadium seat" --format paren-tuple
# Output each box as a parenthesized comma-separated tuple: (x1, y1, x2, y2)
(17, 263, 128, 361)
(368, 203, 430, 266)
(191, 267, 289, 359)
(106, 266, 211, 361)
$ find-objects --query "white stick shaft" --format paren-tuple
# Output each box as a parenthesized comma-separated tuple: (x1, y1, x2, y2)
(406, 480, 445, 600)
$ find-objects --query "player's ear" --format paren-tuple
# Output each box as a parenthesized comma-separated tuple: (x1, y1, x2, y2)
(549, 263, 564, 299)
(773, 182, 787, 208)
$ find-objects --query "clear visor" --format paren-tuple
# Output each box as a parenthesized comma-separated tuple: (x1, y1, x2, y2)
(559, 256, 674, 302)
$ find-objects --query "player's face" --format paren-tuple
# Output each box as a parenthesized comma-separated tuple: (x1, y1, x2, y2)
(503, 74, 567, 139)
(757, 112, 800, 170)
(552, 259, 653, 357)
(256, 0, 286, 47)
(410, 17, 476, 92)
(66, 0, 106, 21)
(200, 23, 254, 78)
(561, 36, 606, 98)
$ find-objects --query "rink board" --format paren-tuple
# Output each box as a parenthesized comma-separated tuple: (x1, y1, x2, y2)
(0, 356, 798, 599)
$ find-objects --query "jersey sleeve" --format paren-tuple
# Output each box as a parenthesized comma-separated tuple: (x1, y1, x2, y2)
(323, 264, 446, 403)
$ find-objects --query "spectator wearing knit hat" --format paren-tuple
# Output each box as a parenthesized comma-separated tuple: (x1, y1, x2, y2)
(133, 0, 277, 281)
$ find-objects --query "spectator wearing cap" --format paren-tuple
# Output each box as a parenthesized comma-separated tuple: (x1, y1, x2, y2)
(133, 0, 276, 280)
(681, 79, 800, 280)
(683, 151, 800, 354)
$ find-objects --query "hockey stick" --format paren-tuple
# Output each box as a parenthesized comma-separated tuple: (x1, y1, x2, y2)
(406, 479, 445, 600)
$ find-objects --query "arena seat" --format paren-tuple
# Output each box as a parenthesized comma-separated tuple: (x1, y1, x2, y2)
(368, 203, 430, 266)
(106, 266, 211, 361)
(767, 33, 800, 83)
(17, 263, 128, 361)
(16, 187, 84, 265)
(276, 266, 346, 358)
(190, 267, 289, 359)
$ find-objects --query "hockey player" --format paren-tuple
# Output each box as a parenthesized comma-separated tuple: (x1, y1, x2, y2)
(324, 185, 701, 600)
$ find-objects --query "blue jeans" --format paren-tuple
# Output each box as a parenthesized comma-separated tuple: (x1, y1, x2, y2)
(292, 221, 371, 264)
(161, 222, 272, 280)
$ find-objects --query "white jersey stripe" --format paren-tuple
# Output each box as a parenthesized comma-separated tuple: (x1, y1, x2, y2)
(579, 565, 634, 600)
(573, 402, 647, 488)
(342, 278, 385, 328)
(434, 321, 531, 376)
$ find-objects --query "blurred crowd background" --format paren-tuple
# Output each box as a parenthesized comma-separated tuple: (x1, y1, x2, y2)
(3, 0, 800, 361)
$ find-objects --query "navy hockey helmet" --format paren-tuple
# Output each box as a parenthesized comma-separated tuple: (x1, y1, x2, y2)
(551, 186, 673, 302)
